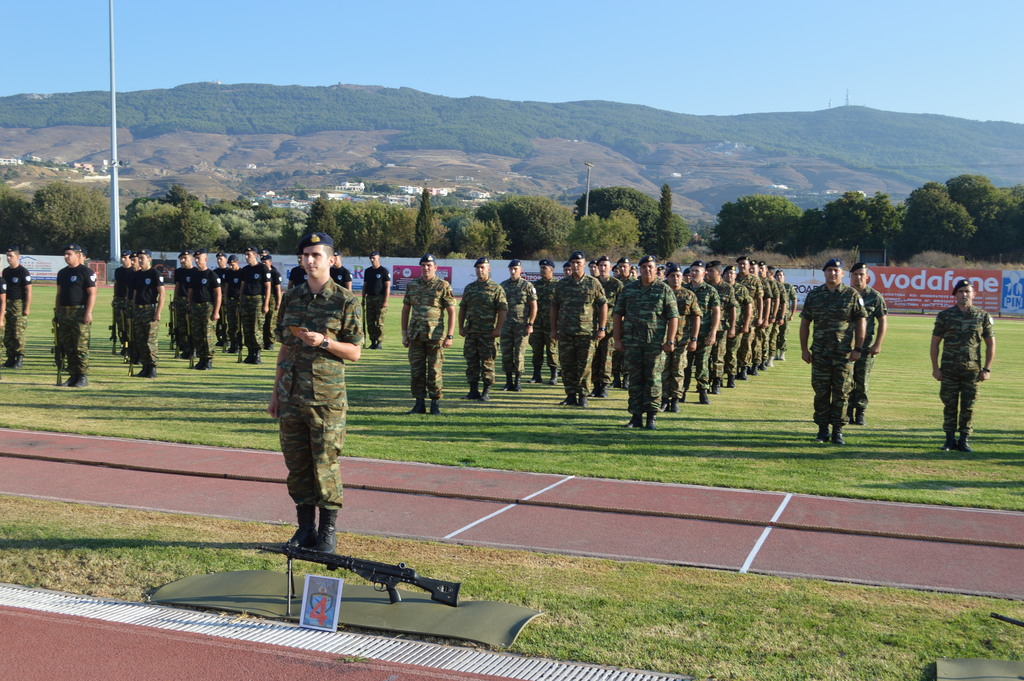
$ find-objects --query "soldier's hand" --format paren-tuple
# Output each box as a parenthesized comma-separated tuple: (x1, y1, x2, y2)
(688, 340, 698, 352)
(267, 392, 280, 419)
(932, 368, 943, 381)
(490, 328, 501, 338)
(613, 338, 623, 352)
(402, 333, 410, 348)
(593, 328, 606, 341)
(979, 369, 991, 382)
(442, 336, 454, 349)
(802, 349, 812, 364)
(870, 343, 882, 356)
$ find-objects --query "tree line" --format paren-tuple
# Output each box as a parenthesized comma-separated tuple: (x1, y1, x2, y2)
(1, 174, 1019, 262)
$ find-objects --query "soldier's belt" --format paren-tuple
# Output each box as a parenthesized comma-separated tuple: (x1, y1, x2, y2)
(243, 295, 264, 299)
(58, 305, 86, 310)
(136, 304, 158, 309)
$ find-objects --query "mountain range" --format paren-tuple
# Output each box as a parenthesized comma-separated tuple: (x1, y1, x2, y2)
(2, 82, 1023, 221)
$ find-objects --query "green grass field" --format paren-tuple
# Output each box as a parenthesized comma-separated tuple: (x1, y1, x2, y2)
(1, 284, 1022, 680)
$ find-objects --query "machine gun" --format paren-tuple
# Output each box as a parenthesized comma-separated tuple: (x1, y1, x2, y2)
(168, 303, 178, 358)
(259, 543, 460, 607)
(52, 318, 66, 386)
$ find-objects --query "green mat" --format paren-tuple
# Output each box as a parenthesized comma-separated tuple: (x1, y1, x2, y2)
(936, 658, 1024, 680)
(149, 570, 541, 648)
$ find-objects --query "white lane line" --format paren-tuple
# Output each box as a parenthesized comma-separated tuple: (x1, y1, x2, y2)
(443, 476, 575, 539)
(739, 493, 792, 574)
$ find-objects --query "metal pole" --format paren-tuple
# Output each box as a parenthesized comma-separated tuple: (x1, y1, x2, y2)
(108, 0, 121, 269)
(584, 162, 594, 216)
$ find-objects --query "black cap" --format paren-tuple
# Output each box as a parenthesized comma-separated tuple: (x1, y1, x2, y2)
(420, 253, 436, 264)
(473, 257, 489, 266)
(260, 254, 272, 261)
(682, 267, 691, 276)
(64, 243, 84, 253)
(690, 260, 706, 269)
(137, 248, 152, 257)
(596, 255, 610, 264)
(850, 262, 868, 273)
(227, 254, 239, 263)
(5, 246, 20, 254)
(722, 265, 736, 274)
(297, 233, 334, 253)
(178, 249, 193, 258)
(243, 245, 258, 253)
(665, 263, 680, 275)
(823, 258, 844, 270)
(370, 250, 381, 257)
(259, 248, 270, 256)
(216, 252, 226, 258)
(639, 255, 657, 266)
(539, 259, 555, 268)
(120, 249, 132, 257)
(616, 257, 630, 265)
(952, 278, 972, 294)
(569, 251, 586, 261)
(588, 260, 597, 267)
(736, 255, 750, 264)
(508, 259, 522, 268)
(757, 260, 767, 267)
(194, 248, 208, 256)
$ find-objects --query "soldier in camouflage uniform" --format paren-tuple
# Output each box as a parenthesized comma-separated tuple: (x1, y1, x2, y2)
(269, 232, 362, 554)
(261, 252, 283, 352)
(722, 265, 752, 388)
(223, 255, 243, 354)
(188, 249, 222, 371)
(459, 258, 507, 402)
(172, 250, 195, 359)
(930, 279, 994, 452)
(362, 251, 391, 349)
(239, 246, 271, 364)
(706, 261, 736, 395)
(660, 263, 701, 413)
(610, 256, 635, 388)
(3, 246, 32, 369)
(753, 261, 778, 372)
(529, 259, 560, 384)
(131, 250, 166, 378)
(733, 256, 763, 379)
(774, 269, 797, 361)
(800, 258, 867, 445)
(110, 250, 133, 358)
(499, 259, 537, 392)
(551, 251, 607, 407)
(847, 263, 888, 426)
(590, 255, 623, 398)
(401, 254, 456, 415)
(613, 255, 679, 430)
(683, 261, 721, 405)
(53, 244, 97, 388)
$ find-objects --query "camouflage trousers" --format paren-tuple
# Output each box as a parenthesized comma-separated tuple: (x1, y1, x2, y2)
(132, 305, 160, 366)
(240, 296, 266, 354)
(111, 298, 129, 348)
(263, 299, 279, 349)
(55, 306, 91, 376)
(810, 355, 853, 426)
(463, 333, 498, 385)
(364, 295, 387, 344)
(939, 364, 981, 435)
(500, 323, 530, 377)
(4, 299, 28, 358)
(224, 298, 241, 348)
(215, 308, 229, 345)
(590, 334, 613, 387)
(625, 343, 667, 415)
(753, 325, 768, 365)
(172, 297, 191, 354)
(736, 329, 755, 370)
(767, 323, 780, 360)
(408, 337, 445, 399)
(724, 332, 742, 376)
(776, 319, 790, 354)
(529, 329, 558, 371)
(190, 303, 216, 360)
(685, 338, 715, 391)
(848, 353, 876, 411)
(711, 330, 728, 381)
(558, 334, 594, 396)
(611, 348, 623, 381)
(278, 400, 346, 509)
(661, 345, 689, 400)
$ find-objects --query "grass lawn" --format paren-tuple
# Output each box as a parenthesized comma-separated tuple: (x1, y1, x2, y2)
(1, 284, 1021, 679)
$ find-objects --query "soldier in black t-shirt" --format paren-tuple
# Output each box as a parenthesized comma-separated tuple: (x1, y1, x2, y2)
(111, 249, 133, 357)
(54, 244, 97, 387)
(238, 246, 271, 364)
(223, 255, 244, 354)
(131, 249, 167, 378)
(188, 249, 222, 370)
(3, 246, 33, 368)
(260, 252, 283, 351)
(329, 254, 353, 291)
(362, 251, 391, 349)
(172, 250, 196, 358)
(213, 252, 230, 347)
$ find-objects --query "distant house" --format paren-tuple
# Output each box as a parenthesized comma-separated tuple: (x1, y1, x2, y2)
(333, 182, 364, 193)
(398, 185, 423, 195)
(0, 158, 23, 166)
(468, 190, 491, 199)
(72, 162, 94, 172)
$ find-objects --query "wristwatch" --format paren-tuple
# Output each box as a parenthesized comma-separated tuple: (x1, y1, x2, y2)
(319, 338, 330, 350)
(445, 334, 454, 340)
(598, 327, 606, 332)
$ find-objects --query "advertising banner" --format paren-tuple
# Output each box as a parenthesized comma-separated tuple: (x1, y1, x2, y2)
(861, 267, 1002, 312)
(391, 264, 453, 292)
(1002, 270, 1024, 315)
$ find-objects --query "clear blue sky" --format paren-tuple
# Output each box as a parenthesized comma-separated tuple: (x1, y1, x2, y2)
(6, 0, 1023, 124)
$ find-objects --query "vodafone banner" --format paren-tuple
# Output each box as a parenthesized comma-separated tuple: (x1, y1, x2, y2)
(862, 267, 1002, 311)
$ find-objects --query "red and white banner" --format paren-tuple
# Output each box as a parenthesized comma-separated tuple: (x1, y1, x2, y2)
(861, 266, 1002, 311)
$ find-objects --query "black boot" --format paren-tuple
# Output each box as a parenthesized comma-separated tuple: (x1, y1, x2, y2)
(854, 409, 866, 426)
(512, 373, 522, 392)
(940, 431, 957, 451)
(408, 397, 426, 414)
(562, 392, 578, 406)
(70, 374, 89, 388)
(748, 365, 759, 376)
(736, 368, 747, 380)
(624, 413, 643, 428)
(312, 508, 338, 553)
(698, 388, 710, 405)
(815, 425, 830, 443)
(429, 398, 441, 415)
(621, 374, 630, 390)
(726, 375, 736, 389)
(287, 505, 317, 548)
(847, 404, 856, 425)
(501, 374, 514, 391)
(530, 368, 543, 384)
(549, 368, 559, 385)
(710, 378, 721, 395)
(577, 393, 588, 408)
(480, 383, 492, 402)
(611, 375, 622, 389)
(956, 433, 972, 453)
(668, 398, 680, 413)
(465, 381, 481, 400)
(659, 398, 670, 412)
(645, 412, 657, 430)
(831, 425, 846, 445)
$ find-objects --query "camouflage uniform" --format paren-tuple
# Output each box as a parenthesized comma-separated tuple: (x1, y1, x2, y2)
(362, 264, 391, 346)
(800, 283, 867, 427)
(726, 283, 753, 378)
(683, 281, 721, 392)
(172, 266, 194, 356)
(776, 281, 797, 357)
(614, 279, 679, 415)
(764, 276, 783, 363)
(552, 274, 607, 398)
(662, 286, 701, 402)
(460, 278, 507, 387)
(262, 264, 283, 350)
(275, 279, 362, 509)
(404, 275, 456, 399)
(189, 268, 222, 362)
(734, 272, 763, 372)
(111, 264, 132, 353)
(932, 304, 993, 435)
(132, 269, 165, 368)
(2, 263, 31, 363)
(54, 264, 97, 378)
(710, 279, 737, 386)
(591, 275, 623, 391)
(500, 276, 537, 380)
(529, 276, 559, 379)
(848, 286, 888, 412)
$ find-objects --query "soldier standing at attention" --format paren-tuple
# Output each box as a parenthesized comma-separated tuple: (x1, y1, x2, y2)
(660, 263, 701, 413)
(590, 255, 622, 398)
(213, 252, 230, 348)
(401, 254, 456, 415)
(613, 255, 679, 430)
(261, 253, 283, 352)
(550, 251, 607, 407)
(172, 250, 195, 359)
(110, 249, 132, 357)
(774, 269, 797, 361)
(268, 232, 362, 554)
(54, 244, 97, 388)
(459, 258, 507, 402)
(733, 256, 763, 380)
(239, 246, 271, 364)
(706, 260, 736, 395)
(529, 259, 560, 385)
(3, 246, 32, 369)
(188, 249, 222, 371)
(610, 256, 634, 389)
(683, 260, 721, 405)
(930, 279, 994, 453)
(799, 258, 866, 445)
(499, 259, 537, 392)
(131, 249, 166, 378)
(722, 265, 752, 389)
(330, 254, 354, 291)
(0, 276, 6, 372)
(847, 262, 888, 426)
(362, 251, 391, 349)
(223, 255, 243, 354)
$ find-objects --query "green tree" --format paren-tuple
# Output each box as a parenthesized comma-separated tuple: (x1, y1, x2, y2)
(307, 196, 336, 235)
(30, 182, 110, 258)
(414, 189, 435, 254)
(574, 186, 658, 251)
(820, 191, 902, 250)
(459, 219, 510, 258)
(711, 194, 802, 253)
(476, 195, 573, 257)
(565, 210, 640, 257)
(0, 185, 32, 252)
(655, 184, 675, 259)
(896, 182, 975, 257)
(945, 174, 1016, 257)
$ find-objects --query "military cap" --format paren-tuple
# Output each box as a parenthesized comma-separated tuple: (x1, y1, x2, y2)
(722, 264, 736, 274)
(64, 243, 84, 253)
(419, 253, 436, 264)
(137, 248, 152, 257)
(690, 259, 706, 269)
(227, 254, 239, 263)
(178, 249, 193, 258)
(736, 255, 750, 263)
(774, 268, 784, 275)
(194, 248, 208, 256)
(682, 267, 691, 276)
(707, 260, 722, 268)
(665, 263, 681, 275)
(616, 256, 631, 265)
(638, 254, 657, 266)
(850, 262, 868, 273)
(508, 259, 522, 268)
(260, 254, 272, 261)
(588, 260, 597, 267)
(569, 250, 586, 261)
(596, 255, 610, 264)
(473, 257, 489, 266)
(657, 264, 666, 271)
(259, 248, 270, 256)
(243, 245, 259, 253)
(823, 258, 844, 270)
(539, 259, 555, 268)
(952, 278, 972, 294)
(370, 250, 381, 257)
(562, 261, 571, 269)
(297, 233, 334, 253)
(757, 260, 767, 266)
(216, 252, 226, 258)
(5, 246, 20, 254)
(120, 249, 132, 257)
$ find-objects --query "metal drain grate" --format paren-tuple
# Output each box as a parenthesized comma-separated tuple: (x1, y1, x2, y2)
(0, 584, 688, 681)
